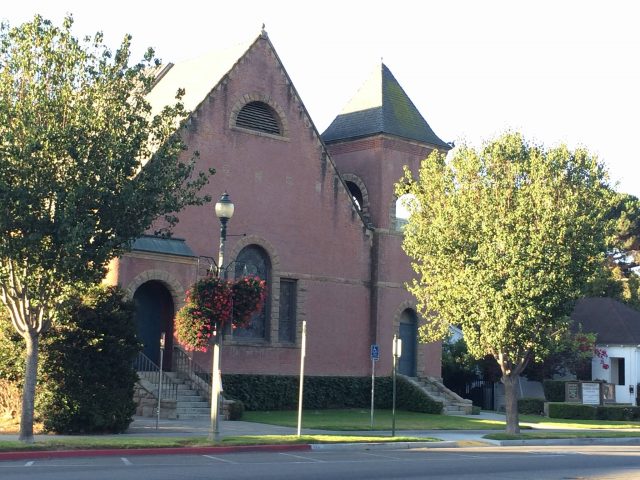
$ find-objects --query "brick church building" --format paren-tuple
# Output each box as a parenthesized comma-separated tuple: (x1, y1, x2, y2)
(107, 30, 451, 381)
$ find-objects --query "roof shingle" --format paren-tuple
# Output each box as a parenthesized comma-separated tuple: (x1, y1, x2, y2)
(321, 64, 450, 149)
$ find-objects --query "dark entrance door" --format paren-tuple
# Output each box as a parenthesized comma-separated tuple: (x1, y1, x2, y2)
(398, 309, 417, 377)
(133, 281, 174, 370)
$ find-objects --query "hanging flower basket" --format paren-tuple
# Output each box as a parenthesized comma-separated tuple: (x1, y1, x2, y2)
(175, 276, 232, 352)
(232, 275, 268, 328)
(175, 274, 267, 351)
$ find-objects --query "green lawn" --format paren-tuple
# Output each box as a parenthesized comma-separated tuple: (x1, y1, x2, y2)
(243, 409, 640, 431)
(243, 409, 507, 430)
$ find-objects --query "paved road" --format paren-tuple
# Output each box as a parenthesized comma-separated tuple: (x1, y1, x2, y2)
(1, 445, 639, 480)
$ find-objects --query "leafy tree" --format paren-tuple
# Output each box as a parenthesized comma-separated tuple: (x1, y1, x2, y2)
(0, 15, 211, 442)
(397, 132, 611, 433)
(39, 286, 140, 434)
(584, 192, 640, 308)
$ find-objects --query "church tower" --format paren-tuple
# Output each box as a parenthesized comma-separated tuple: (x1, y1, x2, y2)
(322, 63, 450, 378)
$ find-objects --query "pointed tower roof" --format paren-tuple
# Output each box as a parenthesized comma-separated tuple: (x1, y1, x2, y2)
(322, 64, 450, 149)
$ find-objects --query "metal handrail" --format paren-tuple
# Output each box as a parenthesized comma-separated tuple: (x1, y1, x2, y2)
(133, 351, 178, 400)
(172, 346, 213, 400)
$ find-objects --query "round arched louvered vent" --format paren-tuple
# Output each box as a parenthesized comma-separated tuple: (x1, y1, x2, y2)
(235, 101, 281, 135)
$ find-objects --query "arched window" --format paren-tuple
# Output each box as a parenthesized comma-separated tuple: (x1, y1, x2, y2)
(395, 193, 417, 230)
(235, 101, 282, 135)
(234, 245, 271, 339)
(345, 181, 364, 211)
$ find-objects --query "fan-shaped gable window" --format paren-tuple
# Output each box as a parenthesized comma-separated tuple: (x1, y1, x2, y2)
(235, 101, 282, 136)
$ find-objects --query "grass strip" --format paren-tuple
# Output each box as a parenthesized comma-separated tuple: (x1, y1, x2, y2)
(0, 434, 434, 452)
(485, 431, 640, 441)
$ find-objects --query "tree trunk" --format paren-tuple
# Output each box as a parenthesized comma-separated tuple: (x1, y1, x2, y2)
(502, 373, 520, 434)
(19, 331, 39, 443)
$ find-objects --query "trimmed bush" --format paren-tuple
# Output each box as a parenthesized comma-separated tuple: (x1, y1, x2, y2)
(222, 374, 442, 414)
(518, 397, 544, 415)
(548, 402, 640, 421)
(548, 402, 596, 419)
(596, 405, 640, 421)
(543, 380, 565, 402)
(227, 400, 245, 421)
(39, 286, 140, 434)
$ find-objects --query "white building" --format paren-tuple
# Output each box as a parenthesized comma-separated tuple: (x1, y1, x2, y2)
(572, 297, 640, 405)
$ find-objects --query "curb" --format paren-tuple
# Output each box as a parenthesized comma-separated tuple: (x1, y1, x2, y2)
(496, 437, 640, 447)
(0, 443, 311, 462)
(310, 441, 456, 451)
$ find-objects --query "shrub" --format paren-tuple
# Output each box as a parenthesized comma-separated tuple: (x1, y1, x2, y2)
(548, 402, 596, 419)
(518, 397, 544, 415)
(596, 405, 640, 421)
(0, 307, 24, 383)
(222, 374, 442, 413)
(39, 286, 140, 434)
(543, 380, 566, 402)
(0, 379, 21, 423)
(227, 400, 245, 421)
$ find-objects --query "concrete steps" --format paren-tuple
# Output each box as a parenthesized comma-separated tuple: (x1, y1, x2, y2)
(136, 371, 211, 420)
(403, 375, 473, 415)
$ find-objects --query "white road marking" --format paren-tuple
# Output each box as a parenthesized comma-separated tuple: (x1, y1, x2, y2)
(121, 457, 132, 466)
(24, 461, 34, 467)
(279, 452, 324, 462)
(202, 455, 237, 464)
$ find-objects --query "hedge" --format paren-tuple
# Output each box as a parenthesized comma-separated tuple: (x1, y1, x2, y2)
(543, 380, 565, 402)
(548, 402, 640, 421)
(518, 397, 544, 415)
(222, 374, 442, 414)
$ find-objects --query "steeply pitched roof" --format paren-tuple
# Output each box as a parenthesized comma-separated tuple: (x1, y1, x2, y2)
(571, 297, 640, 344)
(321, 63, 450, 149)
(145, 37, 258, 119)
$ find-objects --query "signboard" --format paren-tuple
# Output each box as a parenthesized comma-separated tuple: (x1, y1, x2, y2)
(582, 382, 601, 405)
(565, 382, 580, 402)
(370, 344, 380, 362)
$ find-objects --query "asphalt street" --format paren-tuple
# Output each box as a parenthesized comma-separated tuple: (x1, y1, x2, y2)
(1, 445, 639, 480)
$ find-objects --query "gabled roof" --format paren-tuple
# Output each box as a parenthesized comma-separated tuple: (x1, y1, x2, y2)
(145, 37, 258, 119)
(571, 297, 640, 344)
(321, 63, 450, 149)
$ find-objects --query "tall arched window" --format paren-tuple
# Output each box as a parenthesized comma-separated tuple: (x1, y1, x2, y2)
(234, 245, 271, 339)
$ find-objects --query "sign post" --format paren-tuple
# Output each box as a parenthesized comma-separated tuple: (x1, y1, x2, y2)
(156, 332, 165, 430)
(392, 335, 402, 437)
(297, 321, 307, 436)
(370, 344, 379, 429)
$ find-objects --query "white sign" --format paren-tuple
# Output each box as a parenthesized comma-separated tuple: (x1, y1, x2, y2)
(582, 383, 600, 405)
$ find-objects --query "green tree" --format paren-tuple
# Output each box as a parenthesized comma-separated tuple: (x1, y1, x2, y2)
(584, 192, 640, 307)
(0, 16, 211, 442)
(397, 133, 611, 433)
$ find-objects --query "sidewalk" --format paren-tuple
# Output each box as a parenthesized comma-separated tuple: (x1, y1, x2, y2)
(3, 411, 640, 461)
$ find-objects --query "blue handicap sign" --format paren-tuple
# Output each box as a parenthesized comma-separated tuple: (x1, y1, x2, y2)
(370, 344, 380, 361)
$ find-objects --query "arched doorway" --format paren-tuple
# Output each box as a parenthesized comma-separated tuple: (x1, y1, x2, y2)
(398, 309, 418, 377)
(133, 281, 174, 370)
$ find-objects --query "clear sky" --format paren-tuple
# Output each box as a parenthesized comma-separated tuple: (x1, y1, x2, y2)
(3, 0, 639, 197)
